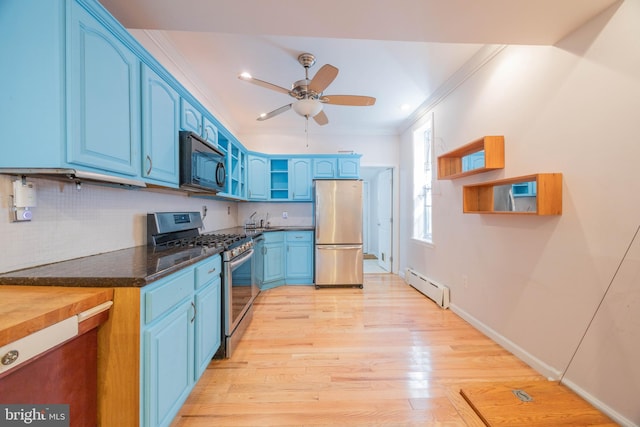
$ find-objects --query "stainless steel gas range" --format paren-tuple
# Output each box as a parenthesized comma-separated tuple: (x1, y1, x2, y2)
(147, 212, 259, 358)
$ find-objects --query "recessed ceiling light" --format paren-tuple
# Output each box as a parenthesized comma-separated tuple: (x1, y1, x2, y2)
(239, 72, 252, 80)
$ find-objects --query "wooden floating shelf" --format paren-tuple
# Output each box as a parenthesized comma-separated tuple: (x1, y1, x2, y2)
(438, 136, 505, 180)
(463, 173, 563, 215)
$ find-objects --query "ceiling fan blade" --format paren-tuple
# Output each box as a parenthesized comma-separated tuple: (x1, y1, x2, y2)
(313, 110, 329, 126)
(320, 95, 376, 106)
(309, 64, 338, 94)
(238, 74, 291, 95)
(257, 104, 292, 121)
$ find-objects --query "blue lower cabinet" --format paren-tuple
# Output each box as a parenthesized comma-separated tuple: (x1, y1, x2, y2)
(141, 255, 222, 427)
(143, 298, 193, 427)
(258, 231, 314, 288)
(285, 231, 314, 284)
(262, 232, 285, 289)
(194, 278, 221, 379)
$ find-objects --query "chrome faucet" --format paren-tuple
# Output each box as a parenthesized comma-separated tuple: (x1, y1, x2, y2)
(246, 211, 258, 229)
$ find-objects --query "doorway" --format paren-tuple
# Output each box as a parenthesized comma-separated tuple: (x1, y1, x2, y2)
(361, 167, 393, 273)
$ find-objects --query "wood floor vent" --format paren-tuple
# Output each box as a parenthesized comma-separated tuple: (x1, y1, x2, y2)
(459, 381, 617, 426)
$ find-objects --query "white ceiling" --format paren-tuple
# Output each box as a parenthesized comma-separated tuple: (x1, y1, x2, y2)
(99, 0, 618, 136)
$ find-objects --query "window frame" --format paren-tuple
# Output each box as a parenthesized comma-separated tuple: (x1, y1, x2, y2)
(412, 114, 434, 244)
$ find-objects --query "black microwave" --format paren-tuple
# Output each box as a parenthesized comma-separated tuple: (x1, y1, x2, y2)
(179, 131, 226, 193)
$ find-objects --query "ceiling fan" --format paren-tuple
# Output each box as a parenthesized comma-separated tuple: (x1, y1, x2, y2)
(238, 53, 376, 126)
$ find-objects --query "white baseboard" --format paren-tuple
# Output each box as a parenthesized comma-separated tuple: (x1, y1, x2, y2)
(559, 377, 637, 427)
(450, 303, 562, 379)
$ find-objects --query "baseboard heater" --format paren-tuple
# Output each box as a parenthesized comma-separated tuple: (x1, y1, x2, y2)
(405, 268, 450, 309)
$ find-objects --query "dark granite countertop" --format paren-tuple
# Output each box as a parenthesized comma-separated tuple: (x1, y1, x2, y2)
(0, 245, 224, 288)
(0, 226, 314, 289)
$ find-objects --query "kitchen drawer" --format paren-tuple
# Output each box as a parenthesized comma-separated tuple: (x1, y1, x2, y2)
(286, 231, 313, 242)
(144, 269, 194, 324)
(194, 255, 221, 290)
(263, 231, 284, 243)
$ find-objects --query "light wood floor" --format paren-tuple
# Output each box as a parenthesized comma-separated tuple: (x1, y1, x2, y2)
(169, 274, 595, 426)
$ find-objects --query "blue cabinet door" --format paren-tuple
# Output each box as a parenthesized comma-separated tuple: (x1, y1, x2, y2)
(202, 117, 218, 148)
(67, 1, 140, 176)
(313, 158, 337, 178)
(290, 158, 312, 201)
(141, 65, 180, 186)
(264, 241, 285, 284)
(285, 231, 313, 284)
(0, 0, 65, 168)
(263, 232, 285, 286)
(143, 299, 194, 427)
(247, 155, 268, 200)
(337, 157, 360, 178)
(194, 278, 221, 379)
(180, 98, 202, 134)
(254, 238, 265, 289)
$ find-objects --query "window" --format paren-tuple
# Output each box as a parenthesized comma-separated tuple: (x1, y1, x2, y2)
(413, 115, 433, 243)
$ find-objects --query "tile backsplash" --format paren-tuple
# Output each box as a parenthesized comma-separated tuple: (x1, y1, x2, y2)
(0, 175, 238, 273)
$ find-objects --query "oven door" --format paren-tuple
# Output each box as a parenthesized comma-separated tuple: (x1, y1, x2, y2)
(224, 248, 257, 335)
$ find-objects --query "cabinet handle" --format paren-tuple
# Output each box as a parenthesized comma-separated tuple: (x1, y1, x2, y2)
(203, 128, 209, 140)
(146, 155, 153, 175)
(190, 302, 196, 323)
(207, 267, 217, 274)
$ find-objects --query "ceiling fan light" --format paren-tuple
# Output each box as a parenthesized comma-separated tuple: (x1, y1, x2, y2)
(293, 98, 323, 117)
(239, 72, 252, 80)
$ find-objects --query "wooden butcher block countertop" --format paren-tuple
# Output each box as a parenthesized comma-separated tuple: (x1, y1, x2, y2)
(0, 286, 114, 347)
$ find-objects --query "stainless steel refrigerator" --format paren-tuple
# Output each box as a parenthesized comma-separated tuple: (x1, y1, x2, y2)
(314, 179, 364, 288)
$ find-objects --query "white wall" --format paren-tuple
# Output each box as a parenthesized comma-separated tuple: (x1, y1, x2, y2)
(399, 1, 639, 424)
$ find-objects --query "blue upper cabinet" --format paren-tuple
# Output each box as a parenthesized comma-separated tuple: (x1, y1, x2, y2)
(247, 155, 268, 200)
(337, 157, 360, 178)
(180, 99, 202, 134)
(269, 159, 289, 200)
(313, 156, 361, 179)
(141, 64, 180, 186)
(290, 158, 312, 201)
(217, 133, 246, 200)
(180, 98, 218, 148)
(313, 158, 337, 179)
(67, 0, 141, 177)
(202, 117, 219, 148)
(0, 1, 65, 168)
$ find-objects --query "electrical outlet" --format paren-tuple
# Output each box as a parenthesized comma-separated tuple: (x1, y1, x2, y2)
(282, 211, 288, 219)
(227, 206, 231, 215)
(462, 274, 468, 289)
